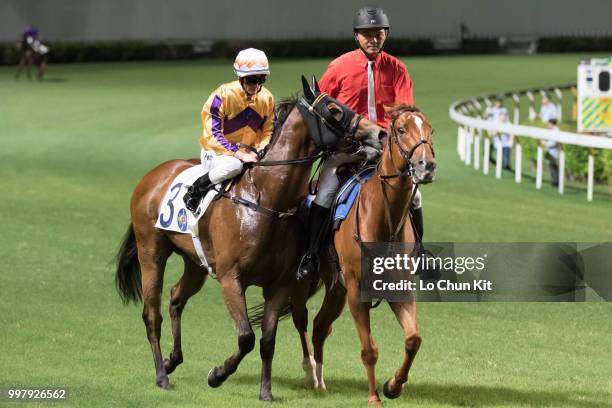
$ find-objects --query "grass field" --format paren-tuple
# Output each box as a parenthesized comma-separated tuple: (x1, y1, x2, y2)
(1, 54, 611, 407)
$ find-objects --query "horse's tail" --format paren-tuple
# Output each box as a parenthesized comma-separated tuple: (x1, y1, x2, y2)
(247, 280, 324, 329)
(115, 223, 142, 304)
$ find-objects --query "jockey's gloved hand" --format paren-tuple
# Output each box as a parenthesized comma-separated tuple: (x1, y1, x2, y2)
(235, 150, 258, 163)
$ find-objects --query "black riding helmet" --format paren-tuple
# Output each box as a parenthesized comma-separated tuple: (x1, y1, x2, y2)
(353, 7, 390, 32)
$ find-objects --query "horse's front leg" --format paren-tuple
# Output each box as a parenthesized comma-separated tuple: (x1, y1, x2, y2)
(207, 271, 255, 388)
(259, 285, 291, 401)
(383, 298, 421, 399)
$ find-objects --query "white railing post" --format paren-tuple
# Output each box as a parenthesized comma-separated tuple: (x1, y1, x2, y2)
(554, 88, 563, 122)
(483, 137, 490, 175)
(515, 142, 522, 183)
(495, 144, 502, 179)
(526, 91, 537, 121)
(558, 149, 565, 194)
(536, 145, 543, 189)
(512, 93, 520, 124)
(474, 130, 480, 170)
(458, 127, 465, 160)
(587, 153, 594, 201)
(465, 128, 472, 166)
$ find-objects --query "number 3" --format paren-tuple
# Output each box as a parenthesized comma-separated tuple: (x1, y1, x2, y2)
(159, 183, 183, 228)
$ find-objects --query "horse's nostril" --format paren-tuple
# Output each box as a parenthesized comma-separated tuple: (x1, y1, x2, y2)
(426, 162, 436, 171)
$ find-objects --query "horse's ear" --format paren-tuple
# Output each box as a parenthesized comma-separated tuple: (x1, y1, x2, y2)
(312, 75, 321, 93)
(301, 75, 314, 101)
(383, 103, 397, 115)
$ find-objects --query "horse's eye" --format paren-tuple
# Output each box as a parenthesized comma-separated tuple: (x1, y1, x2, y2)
(329, 107, 341, 115)
(397, 127, 406, 134)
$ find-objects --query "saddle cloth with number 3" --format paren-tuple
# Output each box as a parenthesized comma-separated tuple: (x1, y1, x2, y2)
(154, 165, 217, 233)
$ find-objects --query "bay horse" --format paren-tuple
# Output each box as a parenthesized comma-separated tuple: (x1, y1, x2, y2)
(290, 105, 437, 405)
(15, 39, 48, 80)
(114, 77, 385, 401)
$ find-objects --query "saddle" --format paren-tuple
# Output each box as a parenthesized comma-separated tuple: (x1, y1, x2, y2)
(330, 164, 377, 230)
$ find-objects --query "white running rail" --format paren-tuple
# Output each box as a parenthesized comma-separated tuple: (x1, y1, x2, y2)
(451, 85, 612, 201)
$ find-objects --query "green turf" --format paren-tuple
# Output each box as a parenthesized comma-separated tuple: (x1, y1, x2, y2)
(1, 54, 611, 407)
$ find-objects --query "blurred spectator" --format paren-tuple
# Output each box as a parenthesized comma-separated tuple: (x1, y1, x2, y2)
(484, 96, 507, 122)
(539, 94, 559, 123)
(545, 119, 560, 187)
(484, 97, 512, 169)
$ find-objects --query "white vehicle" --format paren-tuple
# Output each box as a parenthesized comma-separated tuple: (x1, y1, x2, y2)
(577, 57, 612, 135)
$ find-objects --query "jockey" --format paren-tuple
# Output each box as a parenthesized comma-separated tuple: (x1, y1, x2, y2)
(20, 26, 49, 56)
(183, 48, 275, 213)
(297, 7, 423, 281)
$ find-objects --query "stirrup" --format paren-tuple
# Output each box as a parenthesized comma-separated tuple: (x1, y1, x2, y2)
(297, 252, 320, 281)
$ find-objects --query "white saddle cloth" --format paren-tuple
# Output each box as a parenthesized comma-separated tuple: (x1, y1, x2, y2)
(154, 165, 219, 275)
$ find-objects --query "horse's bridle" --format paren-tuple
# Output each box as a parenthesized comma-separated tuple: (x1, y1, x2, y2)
(220, 92, 367, 219)
(298, 92, 363, 150)
(354, 109, 435, 243)
(380, 109, 435, 181)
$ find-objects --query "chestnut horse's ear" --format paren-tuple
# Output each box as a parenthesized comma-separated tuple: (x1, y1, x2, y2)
(312, 76, 321, 93)
(383, 103, 398, 115)
(301, 75, 315, 101)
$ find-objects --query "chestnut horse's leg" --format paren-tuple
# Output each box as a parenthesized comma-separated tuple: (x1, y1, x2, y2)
(346, 279, 381, 406)
(290, 282, 317, 388)
(137, 237, 172, 389)
(259, 286, 291, 401)
(311, 277, 346, 390)
(164, 256, 208, 375)
(383, 299, 421, 400)
(207, 272, 255, 388)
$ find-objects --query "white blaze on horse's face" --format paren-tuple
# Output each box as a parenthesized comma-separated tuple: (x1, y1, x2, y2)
(402, 113, 437, 184)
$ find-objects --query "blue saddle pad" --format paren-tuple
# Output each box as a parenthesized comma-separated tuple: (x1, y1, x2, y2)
(333, 167, 375, 227)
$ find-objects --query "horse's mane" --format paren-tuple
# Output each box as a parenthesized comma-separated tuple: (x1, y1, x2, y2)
(265, 96, 300, 148)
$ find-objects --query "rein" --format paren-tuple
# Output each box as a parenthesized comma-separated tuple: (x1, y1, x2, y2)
(222, 93, 365, 219)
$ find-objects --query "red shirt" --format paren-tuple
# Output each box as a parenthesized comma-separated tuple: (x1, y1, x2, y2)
(318, 49, 414, 128)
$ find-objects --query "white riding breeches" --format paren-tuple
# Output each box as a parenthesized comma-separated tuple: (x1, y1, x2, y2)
(200, 149, 243, 185)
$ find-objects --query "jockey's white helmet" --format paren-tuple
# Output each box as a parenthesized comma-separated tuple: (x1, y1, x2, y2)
(233, 48, 270, 77)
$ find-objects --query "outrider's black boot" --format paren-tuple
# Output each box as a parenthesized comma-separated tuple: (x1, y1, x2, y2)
(412, 207, 424, 240)
(411, 207, 441, 281)
(183, 173, 213, 213)
(296, 203, 331, 281)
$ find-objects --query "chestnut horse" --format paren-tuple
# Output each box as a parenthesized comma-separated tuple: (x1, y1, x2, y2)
(115, 78, 385, 401)
(291, 106, 437, 405)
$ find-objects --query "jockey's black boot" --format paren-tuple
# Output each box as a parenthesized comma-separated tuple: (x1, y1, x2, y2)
(183, 173, 213, 213)
(297, 203, 331, 281)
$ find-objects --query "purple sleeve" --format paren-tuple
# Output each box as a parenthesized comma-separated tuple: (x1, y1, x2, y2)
(210, 95, 238, 152)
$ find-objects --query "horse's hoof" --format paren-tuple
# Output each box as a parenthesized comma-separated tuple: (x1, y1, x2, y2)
(156, 377, 171, 390)
(207, 367, 223, 388)
(259, 393, 273, 402)
(164, 354, 183, 375)
(383, 379, 402, 399)
(164, 358, 176, 374)
(367, 395, 382, 406)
